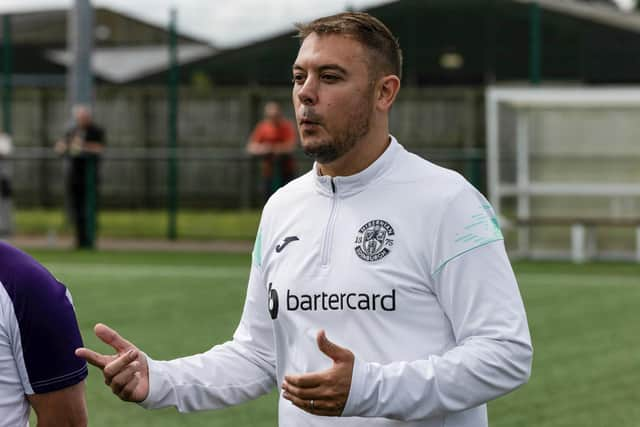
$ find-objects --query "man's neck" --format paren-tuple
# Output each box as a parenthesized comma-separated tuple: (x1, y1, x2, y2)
(317, 133, 390, 177)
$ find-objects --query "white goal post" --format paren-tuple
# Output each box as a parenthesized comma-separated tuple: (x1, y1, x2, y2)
(485, 86, 640, 262)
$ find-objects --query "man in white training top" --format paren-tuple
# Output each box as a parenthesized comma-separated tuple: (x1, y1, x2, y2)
(76, 12, 533, 427)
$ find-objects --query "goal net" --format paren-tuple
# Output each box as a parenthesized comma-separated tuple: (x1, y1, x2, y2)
(486, 87, 640, 261)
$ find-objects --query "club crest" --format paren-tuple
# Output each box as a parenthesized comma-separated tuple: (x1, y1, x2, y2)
(354, 219, 394, 262)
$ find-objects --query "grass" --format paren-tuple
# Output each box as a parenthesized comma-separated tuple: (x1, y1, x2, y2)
(23, 249, 640, 426)
(14, 209, 262, 240)
(490, 261, 640, 426)
(29, 249, 277, 427)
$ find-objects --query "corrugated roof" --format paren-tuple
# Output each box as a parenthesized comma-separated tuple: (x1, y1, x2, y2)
(162, 0, 640, 86)
(46, 44, 216, 84)
(517, 0, 640, 32)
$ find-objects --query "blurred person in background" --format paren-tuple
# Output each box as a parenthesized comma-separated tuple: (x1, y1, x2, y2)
(0, 241, 88, 426)
(55, 105, 105, 249)
(246, 101, 297, 201)
(76, 12, 532, 427)
(0, 129, 13, 236)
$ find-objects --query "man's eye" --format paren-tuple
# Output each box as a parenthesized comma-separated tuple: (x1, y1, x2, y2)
(321, 74, 339, 82)
(292, 75, 305, 84)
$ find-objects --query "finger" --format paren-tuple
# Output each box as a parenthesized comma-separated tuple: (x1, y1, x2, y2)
(94, 323, 135, 353)
(109, 361, 140, 393)
(284, 371, 326, 389)
(282, 390, 313, 412)
(283, 380, 348, 414)
(317, 330, 349, 362)
(75, 347, 111, 369)
(307, 398, 345, 415)
(282, 381, 326, 400)
(117, 372, 141, 402)
(282, 392, 340, 417)
(104, 349, 139, 380)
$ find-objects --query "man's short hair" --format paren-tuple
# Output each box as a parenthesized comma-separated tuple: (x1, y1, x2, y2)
(295, 12, 403, 81)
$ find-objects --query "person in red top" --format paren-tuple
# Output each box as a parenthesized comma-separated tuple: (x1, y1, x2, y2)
(246, 101, 297, 201)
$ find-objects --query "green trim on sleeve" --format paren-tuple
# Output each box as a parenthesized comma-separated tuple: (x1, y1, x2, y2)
(431, 238, 503, 276)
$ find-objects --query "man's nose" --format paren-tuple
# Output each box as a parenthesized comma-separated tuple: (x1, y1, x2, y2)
(296, 77, 318, 106)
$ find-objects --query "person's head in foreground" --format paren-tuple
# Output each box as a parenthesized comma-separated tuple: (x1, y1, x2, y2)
(292, 12, 402, 174)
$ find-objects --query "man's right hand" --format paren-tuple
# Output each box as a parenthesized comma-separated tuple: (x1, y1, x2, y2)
(75, 323, 149, 402)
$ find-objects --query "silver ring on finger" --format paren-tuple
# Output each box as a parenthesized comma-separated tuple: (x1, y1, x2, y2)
(310, 399, 315, 410)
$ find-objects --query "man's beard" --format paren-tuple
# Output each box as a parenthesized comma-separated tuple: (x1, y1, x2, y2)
(301, 99, 373, 164)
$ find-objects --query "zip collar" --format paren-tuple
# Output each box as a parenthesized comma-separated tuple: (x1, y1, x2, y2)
(314, 135, 401, 198)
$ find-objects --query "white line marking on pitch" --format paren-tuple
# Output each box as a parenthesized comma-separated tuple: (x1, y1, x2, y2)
(517, 272, 640, 286)
(44, 263, 250, 280)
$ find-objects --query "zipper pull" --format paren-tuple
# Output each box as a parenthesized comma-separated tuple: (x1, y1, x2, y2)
(330, 178, 336, 193)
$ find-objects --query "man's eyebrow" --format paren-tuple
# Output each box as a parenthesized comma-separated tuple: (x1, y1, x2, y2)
(292, 64, 348, 75)
(318, 64, 348, 75)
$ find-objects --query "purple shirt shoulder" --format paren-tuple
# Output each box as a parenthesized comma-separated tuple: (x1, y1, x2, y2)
(0, 242, 87, 394)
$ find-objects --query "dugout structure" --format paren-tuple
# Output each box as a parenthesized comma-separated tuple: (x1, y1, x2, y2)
(486, 87, 640, 262)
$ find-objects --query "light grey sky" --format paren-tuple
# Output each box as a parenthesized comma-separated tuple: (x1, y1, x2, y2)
(0, 0, 394, 47)
(0, 0, 636, 47)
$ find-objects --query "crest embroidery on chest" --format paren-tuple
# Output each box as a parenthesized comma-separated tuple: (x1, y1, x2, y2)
(354, 219, 395, 262)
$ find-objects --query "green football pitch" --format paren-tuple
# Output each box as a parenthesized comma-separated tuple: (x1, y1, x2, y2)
(26, 249, 640, 426)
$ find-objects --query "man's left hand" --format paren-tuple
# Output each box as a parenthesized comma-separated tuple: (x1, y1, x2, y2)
(282, 330, 354, 416)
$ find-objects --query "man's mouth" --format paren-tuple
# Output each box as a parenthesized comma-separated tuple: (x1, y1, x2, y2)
(299, 107, 323, 127)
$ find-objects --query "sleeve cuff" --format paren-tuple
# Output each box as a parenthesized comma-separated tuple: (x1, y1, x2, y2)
(138, 355, 169, 410)
(341, 356, 367, 417)
(30, 365, 88, 394)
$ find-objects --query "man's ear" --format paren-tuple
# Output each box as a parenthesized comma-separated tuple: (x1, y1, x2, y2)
(375, 75, 401, 112)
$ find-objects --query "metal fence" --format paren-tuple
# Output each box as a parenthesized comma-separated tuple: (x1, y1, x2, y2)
(3, 85, 486, 209)
(8, 146, 485, 210)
